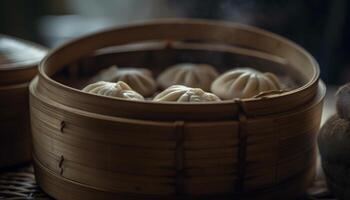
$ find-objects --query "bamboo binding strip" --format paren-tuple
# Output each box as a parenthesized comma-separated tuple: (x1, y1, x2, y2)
(30, 19, 325, 199)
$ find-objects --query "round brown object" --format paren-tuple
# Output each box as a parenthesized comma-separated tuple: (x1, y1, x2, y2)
(91, 65, 157, 97)
(318, 114, 350, 200)
(318, 115, 350, 163)
(157, 63, 218, 91)
(336, 83, 350, 119)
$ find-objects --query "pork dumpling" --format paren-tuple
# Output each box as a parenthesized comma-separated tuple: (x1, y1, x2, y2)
(90, 65, 157, 97)
(153, 85, 220, 102)
(82, 81, 144, 101)
(157, 63, 219, 91)
(211, 68, 281, 99)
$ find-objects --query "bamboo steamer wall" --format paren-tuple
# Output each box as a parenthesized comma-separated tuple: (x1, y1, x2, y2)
(0, 35, 47, 168)
(30, 20, 325, 200)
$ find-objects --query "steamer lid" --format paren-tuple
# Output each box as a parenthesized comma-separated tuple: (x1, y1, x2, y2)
(0, 35, 47, 85)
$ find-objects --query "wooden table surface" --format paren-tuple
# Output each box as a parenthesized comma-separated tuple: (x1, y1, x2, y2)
(0, 87, 339, 200)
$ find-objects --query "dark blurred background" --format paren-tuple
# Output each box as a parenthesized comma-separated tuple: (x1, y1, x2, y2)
(1, 0, 348, 85)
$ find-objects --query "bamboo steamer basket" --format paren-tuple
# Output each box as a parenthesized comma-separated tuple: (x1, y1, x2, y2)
(0, 35, 47, 168)
(30, 19, 325, 199)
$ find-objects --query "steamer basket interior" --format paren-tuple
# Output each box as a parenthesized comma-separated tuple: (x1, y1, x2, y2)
(52, 41, 305, 92)
(37, 20, 321, 119)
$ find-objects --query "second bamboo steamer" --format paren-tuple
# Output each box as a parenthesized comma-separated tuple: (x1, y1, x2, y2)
(0, 35, 47, 168)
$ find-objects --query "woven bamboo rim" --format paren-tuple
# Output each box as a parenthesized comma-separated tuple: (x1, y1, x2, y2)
(37, 19, 320, 119)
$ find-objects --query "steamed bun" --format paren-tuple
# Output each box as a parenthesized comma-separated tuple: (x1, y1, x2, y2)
(157, 63, 219, 91)
(82, 81, 144, 101)
(153, 85, 220, 102)
(90, 66, 157, 97)
(211, 68, 281, 99)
